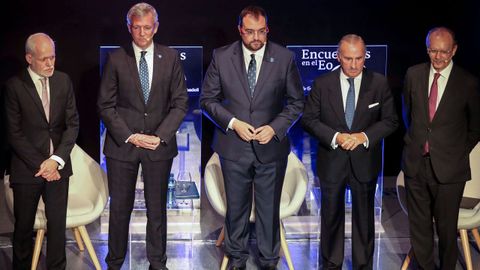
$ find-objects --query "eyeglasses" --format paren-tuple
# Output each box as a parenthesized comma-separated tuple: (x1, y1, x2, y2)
(427, 48, 452, 56)
(241, 28, 269, 37)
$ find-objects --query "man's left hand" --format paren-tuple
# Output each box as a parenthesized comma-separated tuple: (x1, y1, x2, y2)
(35, 159, 61, 181)
(254, 125, 275, 144)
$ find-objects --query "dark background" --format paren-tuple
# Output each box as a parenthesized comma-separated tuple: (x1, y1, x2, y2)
(1, 0, 479, 177)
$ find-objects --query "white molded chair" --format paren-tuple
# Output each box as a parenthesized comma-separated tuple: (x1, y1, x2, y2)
(4, 144, 108, 270)
(396, 143, 480, 270)
(204, 152, 308, 270)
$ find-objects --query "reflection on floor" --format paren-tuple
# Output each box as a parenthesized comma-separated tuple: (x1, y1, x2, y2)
(0, 177, 479, 269)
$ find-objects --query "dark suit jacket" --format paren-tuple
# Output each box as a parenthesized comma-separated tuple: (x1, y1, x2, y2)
(97, 43, 188, 162)
(5, 69, 79, 183)
(200, 41, 304, 163)
(402, 63, 480, 183)
(302, 69, 398, 183)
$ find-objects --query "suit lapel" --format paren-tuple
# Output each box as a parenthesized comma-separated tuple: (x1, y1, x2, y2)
(432, 65, 456, 122)
(328, 70, 347, 126)
(252, 43, 274, 103)
(21, 70, 48, 122)
(125, 45, 146, 105)
(149, 44, 165, 107)
(231, 42, 251, 101)
(48, 73, 59, 122)
(351, 70, 372, 128)
(420, 64, 430, 123)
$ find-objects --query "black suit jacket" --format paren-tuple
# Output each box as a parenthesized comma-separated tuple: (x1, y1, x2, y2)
(200, 41, 304, 163)
(5, 69, 79, 183)
(402, 63, 480, 183)
(302, 69, 398, 183)
(97, 43, 188, 162)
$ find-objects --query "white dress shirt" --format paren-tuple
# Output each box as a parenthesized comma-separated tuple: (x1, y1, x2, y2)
(27, 67, 65, 169)
(429, 61, 453, 109)
(331, 70, 369, 149)
(227, 43, 267, 130)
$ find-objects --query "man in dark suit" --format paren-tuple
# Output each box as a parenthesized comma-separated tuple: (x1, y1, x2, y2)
(97, 3, 188, 270)
(5, 33, 79, 270)
(402, 27, 480, 270)
(200, 6, 304, 270)
(302, 34, 398, 270)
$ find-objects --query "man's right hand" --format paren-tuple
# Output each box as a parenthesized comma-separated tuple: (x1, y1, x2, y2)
(232, 119, 255, 142)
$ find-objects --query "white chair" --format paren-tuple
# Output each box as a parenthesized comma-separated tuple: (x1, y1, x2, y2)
(396, 143, 480, 270)
(204, 152, 308, 270)
(4, 144, 108, 270)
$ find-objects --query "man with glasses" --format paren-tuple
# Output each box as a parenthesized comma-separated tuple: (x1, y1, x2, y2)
(200, 5, 303, 270)
(97, 2, 188, 270)
(402, 26, 480, 269)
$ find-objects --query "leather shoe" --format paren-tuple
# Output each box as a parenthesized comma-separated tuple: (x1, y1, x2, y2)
(261, 266, 277, 270)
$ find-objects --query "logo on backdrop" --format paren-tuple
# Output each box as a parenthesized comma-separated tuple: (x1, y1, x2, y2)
(287, 45, 387, 94)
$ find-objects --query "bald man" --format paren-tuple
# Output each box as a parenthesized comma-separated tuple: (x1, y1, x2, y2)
(402, 27, 480, 269)
(5, 33, 79, 270)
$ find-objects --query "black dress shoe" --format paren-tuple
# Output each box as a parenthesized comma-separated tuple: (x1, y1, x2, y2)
(149, 266, 168, 270)
(261, 266, 277, 270)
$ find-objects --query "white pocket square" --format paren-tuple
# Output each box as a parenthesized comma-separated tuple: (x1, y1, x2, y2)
(368, 102, 380, 108)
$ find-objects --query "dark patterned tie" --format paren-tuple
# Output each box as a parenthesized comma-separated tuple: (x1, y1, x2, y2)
(139, 51, 150, 104)
(247, 54, 257, 97)
(345, 77, 355, 129)
(424, 72, 441, 154)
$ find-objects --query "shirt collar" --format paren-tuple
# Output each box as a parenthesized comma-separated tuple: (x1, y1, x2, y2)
(430, 60, 453, 79)
(339, 69, 362, 81)
(27, 66, 46, 83)
(132, 42, 154, 57)
(241, 42, 266, 60)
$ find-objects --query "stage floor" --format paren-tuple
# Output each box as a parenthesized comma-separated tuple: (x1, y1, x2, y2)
(0, 176, 478, 269)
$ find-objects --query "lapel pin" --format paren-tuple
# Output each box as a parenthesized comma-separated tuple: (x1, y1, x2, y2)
(267, 57, 275, 63)
(157, 54, 162, 59)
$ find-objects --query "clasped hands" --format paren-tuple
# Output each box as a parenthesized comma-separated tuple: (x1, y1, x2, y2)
(129, 133, 161, 150)
(233, 120, 275, 144)
(336, 132, 367, 151)
(35, 159, 60, 181)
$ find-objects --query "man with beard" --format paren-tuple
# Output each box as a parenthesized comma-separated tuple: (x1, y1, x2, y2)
(200, 5, 304, 270)
(5, 32, 79, 270)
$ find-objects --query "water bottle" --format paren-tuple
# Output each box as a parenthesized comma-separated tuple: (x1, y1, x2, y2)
(167, 173, 176, 208)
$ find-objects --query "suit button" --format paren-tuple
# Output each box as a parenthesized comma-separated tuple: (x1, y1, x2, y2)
(146, 130, 151, 133)
(140, 131, 144, 134)
(427, 128, 431, 132)
(144, 113, 148, 117)
(49, 129, 53, 132)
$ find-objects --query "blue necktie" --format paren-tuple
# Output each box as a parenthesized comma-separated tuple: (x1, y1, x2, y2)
(345, 77, 355, 129)
(139, 51, 150, 104)
(247, 54, 257, 96)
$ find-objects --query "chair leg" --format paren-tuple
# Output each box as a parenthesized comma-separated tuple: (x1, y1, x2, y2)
(72, 227, 85, 251)
(220, 255, 229, 270)
(280, 222, 294, 270)
(471, 228, 480, 251)
(401, 247, 413, 270)
(460, 229, 473, 270)
(77, 225, 101, 270)
(31, 229, 45, 270)
(216, 226, 225, 247)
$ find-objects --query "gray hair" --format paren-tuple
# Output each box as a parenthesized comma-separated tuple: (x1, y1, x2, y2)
(126, 2, 158, 25)
(25, 33, 55, 55)
(337, 34, 366, 54)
